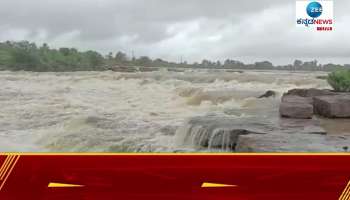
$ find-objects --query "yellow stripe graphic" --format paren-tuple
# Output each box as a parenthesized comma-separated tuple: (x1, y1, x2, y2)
(48, 182, 84, 188)
(0, 155, 20, 192)
(0, 156, 11, 180)
(0, 155, 14, 180)
(342, 183, 350, 200)
(339, 184, 347, 200)
(340, 186, 348, 200)
(344, 186, 350, 200)
(0, 155, 15, 180)
(339, 180, 350, 200)
(201, 182, 237, 188)
(343, 185, 350, 200)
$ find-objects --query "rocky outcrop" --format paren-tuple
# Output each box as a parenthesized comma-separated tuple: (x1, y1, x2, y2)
(280, 102, 313, 119)
(235, 133, 350, 152)
(284, 88, 336, 98)
(278, 118, 326, 135)
(281, 95, 313, 104)
(279, 95, 313, 119)
(280, 88, 350, 119)
(314, 95, 350, 118)
(176, 116, 272, 150)
(177, 115, 327, 151)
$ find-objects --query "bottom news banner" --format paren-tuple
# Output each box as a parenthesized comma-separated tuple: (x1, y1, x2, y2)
(0, 154, 349, 200)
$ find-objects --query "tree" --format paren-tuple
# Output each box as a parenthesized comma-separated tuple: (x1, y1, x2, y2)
(293, 60, 303, 67)
(136, 56, 152, 67)
(85, 51, 104, 69)
(115, 51, 127, 64)
(327, 70, 350, 92)
(254, 61, 273, 69)
(107, 52, 113, 60)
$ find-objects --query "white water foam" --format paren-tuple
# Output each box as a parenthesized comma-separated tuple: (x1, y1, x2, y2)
(0, 69, 329, 152)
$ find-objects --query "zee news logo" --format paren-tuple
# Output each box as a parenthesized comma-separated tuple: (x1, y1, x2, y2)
(296, 1, 334, 31)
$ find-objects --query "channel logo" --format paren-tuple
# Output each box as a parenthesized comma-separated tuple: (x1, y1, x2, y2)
(296, 1, 334, 31)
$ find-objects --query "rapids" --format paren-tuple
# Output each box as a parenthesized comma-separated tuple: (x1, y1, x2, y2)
(0, 69, 330, 152)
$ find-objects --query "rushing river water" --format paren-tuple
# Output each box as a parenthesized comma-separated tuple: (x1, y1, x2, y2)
(0, 69, 331, 152)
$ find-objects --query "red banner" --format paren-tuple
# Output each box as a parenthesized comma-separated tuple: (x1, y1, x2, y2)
(0, 154, 349, 200)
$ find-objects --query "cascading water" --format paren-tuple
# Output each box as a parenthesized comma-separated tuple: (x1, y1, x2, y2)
(0, 69, 331, 152)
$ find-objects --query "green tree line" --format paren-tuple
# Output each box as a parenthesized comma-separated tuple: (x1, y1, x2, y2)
(1, 40, 349, 72)
(0, 41, 105, 71)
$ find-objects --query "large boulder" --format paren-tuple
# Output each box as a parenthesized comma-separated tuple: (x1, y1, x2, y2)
(279, 89, 337, 119)
(280, 102, 313, 119)
(314, 95, 350, 118)
(281, 95, 313, 104)
(280, 95, 313, 119)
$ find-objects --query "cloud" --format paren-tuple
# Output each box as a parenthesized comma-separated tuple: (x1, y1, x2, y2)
(0, 0, 349, 64)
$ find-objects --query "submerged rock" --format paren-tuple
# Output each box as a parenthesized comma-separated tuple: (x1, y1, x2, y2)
(235, 133, 342, 152)
(176, 114, 328, 152)
(258, 90, 277, 98)
(139, 67, 159, 72)
(278, 118, 327, 135)
(167, 68, 185, 72)
(107, 65, 138, 72)
(314, 95, 350, 118)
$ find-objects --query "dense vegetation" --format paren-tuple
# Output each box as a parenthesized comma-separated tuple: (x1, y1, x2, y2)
(327, 70, 350, 92)
(1, 40, 350, 72)
(0, 41, 105, 71)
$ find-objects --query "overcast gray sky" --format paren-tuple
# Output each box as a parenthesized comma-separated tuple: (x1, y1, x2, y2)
(0, 0, 349, 65)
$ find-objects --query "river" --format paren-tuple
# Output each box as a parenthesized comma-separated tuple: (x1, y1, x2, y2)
(0, 69, 333, 152)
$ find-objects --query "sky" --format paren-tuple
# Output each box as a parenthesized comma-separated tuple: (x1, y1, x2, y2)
(0, 0, 349, 65)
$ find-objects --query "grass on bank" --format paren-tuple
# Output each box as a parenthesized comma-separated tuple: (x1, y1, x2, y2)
(327, 70, 350, 92)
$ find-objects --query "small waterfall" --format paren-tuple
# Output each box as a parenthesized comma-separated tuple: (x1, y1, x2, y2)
(176, 116, 270, 151)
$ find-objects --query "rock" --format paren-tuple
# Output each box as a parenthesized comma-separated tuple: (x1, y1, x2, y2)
(176, 114, 329, 151)
(314, 95, 350, 118)
(284, 88, 336, 98)
(139, 67, 159, 72)
(108, 65, 137, 72)
(226, 70, 244, 73)
(279, 89, 334, 119)
(258, 90, 277, 98)
(316, 76, 327, 80)
(281, 88, 350, 119)
(280, 94, 314, 119)
(167, 68, 185, 72)
(281, 95, 313, 104)
(235, 133, 342, 152)
(318, 118, 350, 134)
(279, 118, 327, 135)
(280, 102, 313, 119)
